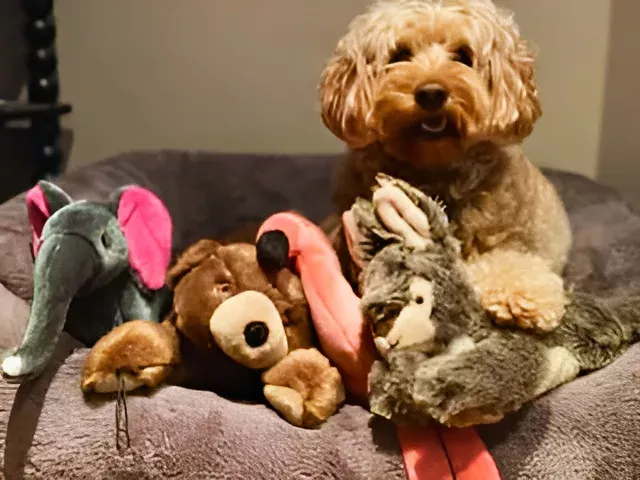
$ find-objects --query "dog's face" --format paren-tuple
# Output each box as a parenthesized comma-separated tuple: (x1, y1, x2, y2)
(319, 0, 540, 167)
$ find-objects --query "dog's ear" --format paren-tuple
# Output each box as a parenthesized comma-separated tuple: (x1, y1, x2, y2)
(485, 31, 541, 142)
(319, 51, 376, 148)
(166, 239, 221, 288)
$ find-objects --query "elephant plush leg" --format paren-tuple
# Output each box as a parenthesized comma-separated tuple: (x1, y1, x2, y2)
(412, 333, 580, 427)
(82, 320, 181, 393)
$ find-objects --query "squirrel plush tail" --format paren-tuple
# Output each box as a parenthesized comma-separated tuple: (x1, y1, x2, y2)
(604, 295, 640, 341)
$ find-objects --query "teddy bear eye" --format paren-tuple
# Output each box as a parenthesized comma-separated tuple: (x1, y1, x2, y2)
(453, 46, 473, 67)
(389, 46, 412, 64)
(218, 283, 231, 294)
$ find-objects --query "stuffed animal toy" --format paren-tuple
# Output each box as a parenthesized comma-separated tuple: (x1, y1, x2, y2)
(81, 238, 345, 429)
(257, 210, 500, 480)
(343, 174, 640, 428)
(0, 181, 172, 381)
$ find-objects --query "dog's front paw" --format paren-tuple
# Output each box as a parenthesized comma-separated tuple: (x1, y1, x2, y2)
(481, 284, 566, 332)
(81, 320, 179, 394)
(466, 250, 567, 332)
(262, 348, 345, 428)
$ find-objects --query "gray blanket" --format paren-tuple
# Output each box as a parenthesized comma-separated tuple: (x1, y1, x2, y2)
(1, 151, 639, 479)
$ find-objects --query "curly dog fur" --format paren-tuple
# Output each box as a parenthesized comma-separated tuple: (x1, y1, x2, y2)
(319, 0, 572, 332)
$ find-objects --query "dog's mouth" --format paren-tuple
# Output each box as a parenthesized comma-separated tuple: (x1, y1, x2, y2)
(409, 115, 458, 141)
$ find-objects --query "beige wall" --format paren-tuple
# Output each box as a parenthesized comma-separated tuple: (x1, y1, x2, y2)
(57, 0, 611, 180)
(56, 0, 370, 169)
(498, 0, 610, 178)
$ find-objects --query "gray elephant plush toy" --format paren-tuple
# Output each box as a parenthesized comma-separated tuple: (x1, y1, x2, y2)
(344, 174, 640, 428)
(0, 180, 173, 381)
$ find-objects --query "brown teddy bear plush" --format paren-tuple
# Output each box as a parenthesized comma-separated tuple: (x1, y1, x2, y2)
(81, 237, 345, 428)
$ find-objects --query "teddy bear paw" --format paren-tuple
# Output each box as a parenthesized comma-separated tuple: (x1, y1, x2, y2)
(81, 320, 178, 394)
(82, 365, 171, 394)
(262, 348, 345, 428)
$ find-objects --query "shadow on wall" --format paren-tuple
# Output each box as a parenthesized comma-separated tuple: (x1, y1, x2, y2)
(597, 1, 640, 209)
(0, 0, 26, 100)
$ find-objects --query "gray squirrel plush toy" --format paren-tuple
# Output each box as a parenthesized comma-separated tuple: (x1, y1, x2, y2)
(0, 181, 172, 381)
(344, 174, 640, 427)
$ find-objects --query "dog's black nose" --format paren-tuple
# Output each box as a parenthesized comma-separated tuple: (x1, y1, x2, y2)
(414, 84, 448, 110)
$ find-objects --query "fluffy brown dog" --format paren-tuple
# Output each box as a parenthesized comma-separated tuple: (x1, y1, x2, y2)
(81, 239, 345, 428)
(319, 0, 572, 332)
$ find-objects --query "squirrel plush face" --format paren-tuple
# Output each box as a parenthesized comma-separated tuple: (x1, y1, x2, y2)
(361, 244, 479, 358)
(166, 239, 313, 395)
(345, 174, 485, 359)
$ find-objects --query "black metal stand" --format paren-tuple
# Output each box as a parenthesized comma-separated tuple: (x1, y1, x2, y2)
(19, 0, 71, 181)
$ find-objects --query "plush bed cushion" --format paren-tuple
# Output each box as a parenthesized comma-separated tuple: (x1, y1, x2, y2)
(1, 151, 639, 479)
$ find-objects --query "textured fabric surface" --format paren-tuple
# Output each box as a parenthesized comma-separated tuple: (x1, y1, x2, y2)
(1, 352, 403, 480)
(0, 151, 335, 304)
(478, 172, 640, 480)
(0, 150, 639, 479)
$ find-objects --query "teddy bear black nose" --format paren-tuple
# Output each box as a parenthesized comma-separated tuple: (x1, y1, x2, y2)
(244, 321, 270, 348)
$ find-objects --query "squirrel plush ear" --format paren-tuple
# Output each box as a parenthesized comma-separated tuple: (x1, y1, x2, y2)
(166, 239, 221, 288)
(109, 186, 172, 291)
(347, 174, 460, 260)
(345, 197, 403, 266)
(26, 181, 73, 257)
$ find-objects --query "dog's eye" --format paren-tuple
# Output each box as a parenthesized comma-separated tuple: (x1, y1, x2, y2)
(453, 47, 473, 67)
(389, 47, 412, 64)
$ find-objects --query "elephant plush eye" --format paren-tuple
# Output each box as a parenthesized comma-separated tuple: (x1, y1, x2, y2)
(100, 231, 111, 249)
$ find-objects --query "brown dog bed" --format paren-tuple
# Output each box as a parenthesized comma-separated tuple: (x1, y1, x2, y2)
(1, 151, 639, 479)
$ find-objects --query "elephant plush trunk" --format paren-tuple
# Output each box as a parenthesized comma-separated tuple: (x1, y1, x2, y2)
(1, 236, 97, 379)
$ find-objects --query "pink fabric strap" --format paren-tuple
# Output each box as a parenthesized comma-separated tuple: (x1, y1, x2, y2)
(257, 212, 501, 480)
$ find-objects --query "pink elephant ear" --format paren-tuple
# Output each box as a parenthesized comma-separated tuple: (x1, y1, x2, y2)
(26, 185, 50, 257)
(116, 186, 172, 290)
(26, 181, 73, 257)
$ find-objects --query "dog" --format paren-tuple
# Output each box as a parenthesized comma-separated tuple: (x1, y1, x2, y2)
(318, 0, 572, 332)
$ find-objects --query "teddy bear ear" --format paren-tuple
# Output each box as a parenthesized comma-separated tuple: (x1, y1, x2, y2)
(256, 230, 290, 273)
(166, 239, 220, 288)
